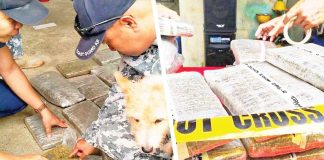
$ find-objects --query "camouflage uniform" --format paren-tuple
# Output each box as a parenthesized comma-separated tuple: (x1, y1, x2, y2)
(6, 34, 23, 59)
(83, 45, 171, 160)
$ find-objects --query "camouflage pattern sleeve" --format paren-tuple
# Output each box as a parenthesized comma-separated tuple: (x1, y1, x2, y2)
(6, 34, 23, 59)
(119, 45, 161, 80)
(83, 84, 124, 147)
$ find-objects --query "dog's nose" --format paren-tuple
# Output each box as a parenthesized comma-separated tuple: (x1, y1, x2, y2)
(142, 146, 153, 153)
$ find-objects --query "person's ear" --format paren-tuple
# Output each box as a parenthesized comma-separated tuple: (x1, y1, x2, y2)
(119, 15, 138, 30)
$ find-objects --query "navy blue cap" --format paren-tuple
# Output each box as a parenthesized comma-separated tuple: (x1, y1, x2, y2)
(0, 0, 48, 25)
(73, 0, 135, 60)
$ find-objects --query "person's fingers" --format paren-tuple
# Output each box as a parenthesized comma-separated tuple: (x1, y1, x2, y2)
(69, 147, 79, 158)
(45, 124, 52, 138)
(293, 14, 305, 26)
(77, 152, 86, 160)
(255, 25, 264, 38)
(260, 27, 270, 40)
(269, 23, 283, 37)
(262, 35, 268, 41)
(39, 155, 48, 160)
(284, 9, 299, 24)
(305, 24, 313, 30)
(260, 29, 268, 39)
(56, 119, 68, 128)
(270, 35, 276, 42)
(300, 20, 309, 29)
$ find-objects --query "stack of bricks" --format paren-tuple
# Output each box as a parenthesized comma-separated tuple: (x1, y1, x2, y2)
(25, 49, 120, 159)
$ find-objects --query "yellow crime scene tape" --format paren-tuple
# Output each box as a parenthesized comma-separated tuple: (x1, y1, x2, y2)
(174, 104, 324, 143)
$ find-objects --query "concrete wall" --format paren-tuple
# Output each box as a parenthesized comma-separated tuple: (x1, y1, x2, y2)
(178, 0, 287, 66)
(179, 0, 205, 66)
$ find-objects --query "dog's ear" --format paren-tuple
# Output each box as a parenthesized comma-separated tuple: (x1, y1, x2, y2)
(114, 72, 132, 94)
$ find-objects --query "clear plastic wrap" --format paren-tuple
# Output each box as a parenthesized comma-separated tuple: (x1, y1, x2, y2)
(160, 39, 184, 74)
(30, 71, 85, 107)
(204, 62, 324, 157)
(266, 43, 324, 91)
(231, 39, 276, 65)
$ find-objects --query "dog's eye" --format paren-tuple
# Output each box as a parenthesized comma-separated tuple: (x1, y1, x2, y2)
(135, 119, 140, 123)
(155, 119, 163, 124)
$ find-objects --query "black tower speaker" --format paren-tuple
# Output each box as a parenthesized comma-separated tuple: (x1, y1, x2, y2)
(205, 33, 235, 66)
(204, 0, 237, 33)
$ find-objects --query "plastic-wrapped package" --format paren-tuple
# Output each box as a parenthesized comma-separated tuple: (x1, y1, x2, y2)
(160, 39, 184, 74)
(62, 128, 78, 149)
(68, 75, 109, 101)
(243, 133, 324, 158)
(56, 59, 99, 78)
(159, 17, 194, 37)
(266, 43, 324, 91)
(43, 145, 103, 160)
(167, 72, 231, 159)
(92, 49, 121, 66)
(62, 101, 99, 134)
(25, 99, 67, 150)
(25, 113, 66, 150)
(253, 136, 280, 143)
(204, 63, 324, 157)
(166, 72, 227, 121)
(30, 71, 85, 107)
(43, 145, 76, 160)
(231, 39, 276, 65)
(251, 146, 324, 160)
(178, 140, 232, 159)
(204, 62, 324, 115)
(199, 140, 246, 160)
(91, 63, 119, 87)
(43, 128, 103, 160)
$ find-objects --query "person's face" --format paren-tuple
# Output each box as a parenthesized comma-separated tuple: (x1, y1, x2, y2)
(102, 16, 155, 56)
(0, 11, 22, 42)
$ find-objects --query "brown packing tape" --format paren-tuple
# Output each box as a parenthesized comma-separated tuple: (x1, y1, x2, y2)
(186, 140, 232, 157)
(201, 140, 246, 160)
(295, 148, 324, 159)
(251, 148, 324, 160)
(254, 135, 281, 143)
(177, 140, 231, 160)
(291, 134, 307, 149)
(243, 133, 324, 158)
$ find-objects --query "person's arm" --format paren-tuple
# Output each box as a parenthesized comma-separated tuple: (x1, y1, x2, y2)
(255, 0, 324, 41)
(283, 0, 324, 30)
(0, 152, 47, 160)
(0, 46, 67, 136)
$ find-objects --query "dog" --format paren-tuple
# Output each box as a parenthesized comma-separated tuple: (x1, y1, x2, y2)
(114, 72, 172, 156)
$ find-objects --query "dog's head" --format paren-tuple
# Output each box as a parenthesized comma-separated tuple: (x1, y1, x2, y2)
(114, 72, 169, 154)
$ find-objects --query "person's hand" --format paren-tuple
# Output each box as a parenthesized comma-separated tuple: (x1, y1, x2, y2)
(255, 15, 286, 41)
(256, 0, 324, 42)
(40, 107, 68, 137)
(284, 0, 324, 30)
(0, 152, 47, 160)
(17, 154, 48, 160)
(69, 138, 95, 160)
